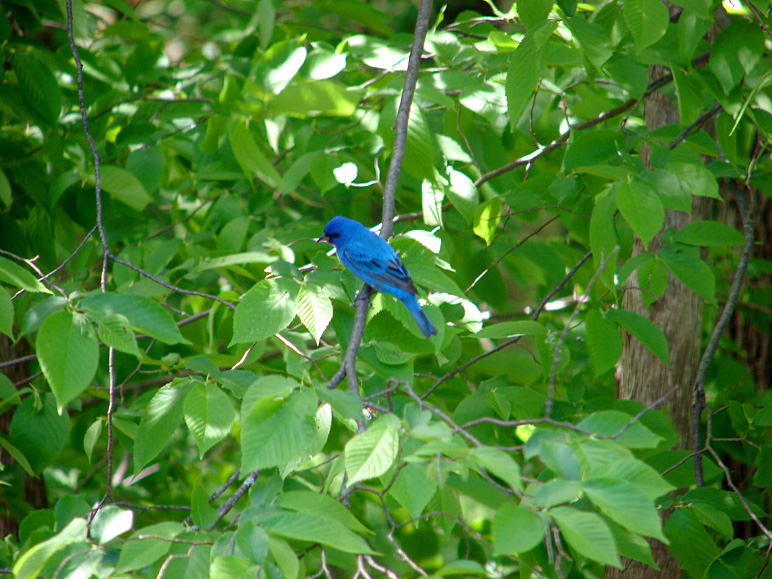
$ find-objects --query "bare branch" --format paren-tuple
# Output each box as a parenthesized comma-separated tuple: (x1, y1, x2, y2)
(693, 188, 753, 486)
(546, 247, 618, 418)
(329, 1, 433, 403)
(380, 0, 433, 236)
(531, 250, 593, 321)
(668, 103, 722, 150)
(207, 470, 260, 529)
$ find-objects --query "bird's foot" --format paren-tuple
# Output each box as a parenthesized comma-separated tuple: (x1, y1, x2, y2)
(352, 287, 375, 307)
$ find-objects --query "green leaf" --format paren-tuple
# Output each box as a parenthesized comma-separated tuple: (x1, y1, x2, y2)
(232, 278, 299, 344)
(257, 0, 275, 49)
(387, 463, 437, 518)
(659, 244, 716, 303)
(11, 53, 62, 126)
(424, 180, 446, 228)
(692, 502, 733, 539)
(674, 221, 745, 247)
(616, 180, 664, 250)
(191, 477, 218, 529)
(473, 198, 503, 246)
(274, 491, 371, 535)
(316, 388, 363, 421)
(80, 292, 189, 345)
(241, 390, 321, 472)
(134, 378, 195, 474)
(256, 41, 307, 94)
(590, 459, 674, 501)
(446, 168, 479, 224)
(317, 0, 393, 35)
(516, 0, 554, 28)
(475, 320, 546, 339)
(37, 310, 99, 411)
(585, 310, 622, 377)
(100, 165, 153, 211)
(492, 504, 545, 555)
(0, 433, 35, 476)
(9, 394, 70, 474)
(0, 255, 50, 293)
(91, 312, 141, 357)
(235, 521, 269, 564)
(577, 410, 663, 449)
(563, 17, 612, 69)
(472, 446, 522, 492)
(0, 167, 11, 208)
(709, 20, 764, 95)
(345, 413, 400, 485)
(90, 506, 133, 544)
(668, 162, 721, 200)
(83, 420, 102, 464)
(211, 556, 255, 579)
(230, 119, 282, 188)
(623, 0, 669, 52)
(296, 284, 332, 345)
(436, 560, 487, 576)
(271, 80, 362, 118)
(380, 99, 436, 182)
(564, 130, 620, 171)
(268, 536, 299, 579)
(606, 309, 669, 367)
(184, 382, 236, 458)
(532, 479, 581, 508)
(639, 169, 692, 213)
(550, 506, 621, 568)
(13, 518, 87, 579)
(0, 286, 13, 338)
(671, 66, 704, 126)
(590, 185, 619, 289)
(583, 478, 666, 541)
(262, 511, 375, 554)
(664, 508, 719, 579)
(505, 20, 557, 123)
(753, 445, 772, 488)
(606, 520, 657, 568)
(115, 533, 173, 573)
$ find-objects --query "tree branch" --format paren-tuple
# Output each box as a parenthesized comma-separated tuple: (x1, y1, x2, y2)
(693, 187, 754, 486)
(328, 0, 433, 398)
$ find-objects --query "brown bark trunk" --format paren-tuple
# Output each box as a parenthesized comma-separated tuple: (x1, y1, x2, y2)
(606, 58, 708, 579)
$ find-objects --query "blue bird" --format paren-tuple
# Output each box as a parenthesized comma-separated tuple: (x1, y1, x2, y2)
(318, 216, 437, 338)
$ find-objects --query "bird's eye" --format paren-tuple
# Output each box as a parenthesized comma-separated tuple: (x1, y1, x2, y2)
(327, 232, 338, 239)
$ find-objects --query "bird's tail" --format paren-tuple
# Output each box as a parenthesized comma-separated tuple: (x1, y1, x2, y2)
(405, 297, 437, 338)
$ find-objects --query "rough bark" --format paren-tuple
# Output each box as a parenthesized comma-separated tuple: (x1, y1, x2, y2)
(606, 54, 708, 579)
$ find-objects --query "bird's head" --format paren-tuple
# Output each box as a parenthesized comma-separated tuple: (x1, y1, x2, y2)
(317, 216, 358, 247)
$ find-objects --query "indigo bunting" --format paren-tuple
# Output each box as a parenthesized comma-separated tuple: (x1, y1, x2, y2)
(318, 216, 438, 337)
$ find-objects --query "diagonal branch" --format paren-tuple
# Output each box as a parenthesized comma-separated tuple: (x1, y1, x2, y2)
(475, 52, 710, 188)
(693, 187, 754, 486)
(328, 0, 433, 396)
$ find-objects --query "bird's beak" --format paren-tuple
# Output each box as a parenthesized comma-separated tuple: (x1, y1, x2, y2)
(317, 235, 330, 244)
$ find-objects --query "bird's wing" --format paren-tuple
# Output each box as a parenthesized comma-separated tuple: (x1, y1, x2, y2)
(341, 239, 418, 295)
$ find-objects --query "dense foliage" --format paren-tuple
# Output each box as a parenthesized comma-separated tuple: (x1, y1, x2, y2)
(1, 0, 771, 578)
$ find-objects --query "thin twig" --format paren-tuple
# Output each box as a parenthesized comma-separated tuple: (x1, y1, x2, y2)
(668, 103, 722, 150)
(531, 251, 593, 321)
(465, 216, 560, 294)
(380, 0, 433, 236)
(207, 470, 260, 529)
(693, 189, 754, 486)
(546, 247, 618, 418)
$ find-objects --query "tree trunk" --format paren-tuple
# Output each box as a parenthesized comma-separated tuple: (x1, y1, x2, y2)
(606, 44, 708, 579)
